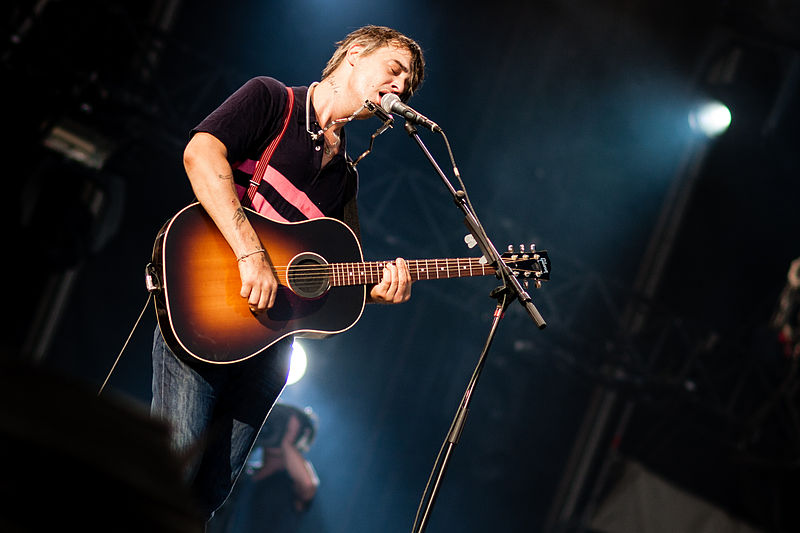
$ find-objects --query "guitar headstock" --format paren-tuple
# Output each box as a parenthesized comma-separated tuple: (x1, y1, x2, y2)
(501, 245, 551, 289)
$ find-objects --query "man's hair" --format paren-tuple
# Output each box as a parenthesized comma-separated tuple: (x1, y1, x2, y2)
(322, 25, 425, 101)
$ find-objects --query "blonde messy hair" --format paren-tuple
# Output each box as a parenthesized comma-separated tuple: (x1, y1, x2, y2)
(321, 25, 425, 102)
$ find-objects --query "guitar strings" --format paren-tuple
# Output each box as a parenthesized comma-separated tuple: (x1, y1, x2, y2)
(266, 258, 538, 283)
(268, 259, 535, 274)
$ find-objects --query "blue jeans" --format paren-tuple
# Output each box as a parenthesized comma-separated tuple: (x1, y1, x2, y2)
(151, 326, 291, 520)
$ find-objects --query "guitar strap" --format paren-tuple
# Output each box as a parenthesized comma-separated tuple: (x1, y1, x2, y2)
(241, 86, 295, 209)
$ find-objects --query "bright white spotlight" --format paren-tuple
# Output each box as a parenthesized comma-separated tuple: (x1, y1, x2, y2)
(286, 340, 307, 386)
(689, 100, 731, 138)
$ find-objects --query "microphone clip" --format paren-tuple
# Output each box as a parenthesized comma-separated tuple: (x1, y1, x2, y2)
(349, 100, 395, 169)
(364, 100, 395, 135)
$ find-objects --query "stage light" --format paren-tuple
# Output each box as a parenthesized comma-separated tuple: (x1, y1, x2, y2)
(286, 340, 308, 386)
(689, 100, 731, 138)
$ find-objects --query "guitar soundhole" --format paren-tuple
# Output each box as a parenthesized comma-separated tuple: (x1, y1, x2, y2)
(287, 252, 330, 299)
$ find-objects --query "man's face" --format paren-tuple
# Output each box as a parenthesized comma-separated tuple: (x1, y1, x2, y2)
(346, 43, 413, 115)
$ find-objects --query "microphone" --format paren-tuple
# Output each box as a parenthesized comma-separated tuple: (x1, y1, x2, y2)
(380, 93, 442, 133)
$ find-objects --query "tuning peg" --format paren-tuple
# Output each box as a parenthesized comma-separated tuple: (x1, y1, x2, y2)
(523, 280, 529, 288)
(507, 245, 514, 253)
(530, 243, 536, 253)
(534, 280, 542, 289)
(464, 234, 477, 249)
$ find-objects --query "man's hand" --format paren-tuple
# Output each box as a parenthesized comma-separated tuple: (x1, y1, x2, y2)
(369, 257, 412, 304)
(282, 414, 301, 450)
(238, 251, 279, 312)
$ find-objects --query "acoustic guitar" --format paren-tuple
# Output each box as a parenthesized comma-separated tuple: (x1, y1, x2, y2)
(150, 203, 549, 364)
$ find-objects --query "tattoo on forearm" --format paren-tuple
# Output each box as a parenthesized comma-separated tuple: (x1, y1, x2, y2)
(233, 207, 247, 227)
(218, 173, 233, 181)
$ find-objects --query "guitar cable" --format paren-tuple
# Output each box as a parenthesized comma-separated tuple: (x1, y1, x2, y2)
(97, 264, 160, 396)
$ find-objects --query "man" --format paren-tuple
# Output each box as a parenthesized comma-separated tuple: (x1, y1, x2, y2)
(208, 404, 320, 533)
(151, 25, 426, 521)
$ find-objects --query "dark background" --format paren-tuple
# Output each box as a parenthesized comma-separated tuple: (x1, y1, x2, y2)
(4, 0, 800, 531)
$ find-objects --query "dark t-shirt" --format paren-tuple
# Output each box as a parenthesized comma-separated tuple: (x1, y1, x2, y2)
(192, 76, 358, 224)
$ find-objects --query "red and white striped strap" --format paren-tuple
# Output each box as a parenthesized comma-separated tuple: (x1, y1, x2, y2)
(242, 86, 294, 208)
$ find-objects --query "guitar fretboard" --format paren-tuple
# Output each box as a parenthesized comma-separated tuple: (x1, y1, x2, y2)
(329, 258, 495, 287)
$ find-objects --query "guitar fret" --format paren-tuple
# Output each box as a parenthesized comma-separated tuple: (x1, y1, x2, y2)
(328, 256, 503, 287)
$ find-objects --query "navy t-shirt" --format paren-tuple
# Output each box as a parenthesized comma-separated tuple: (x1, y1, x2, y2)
(191, 77, 358, 224)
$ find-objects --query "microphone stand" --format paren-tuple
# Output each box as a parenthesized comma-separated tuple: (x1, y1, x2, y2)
(403, 121, 546, 533)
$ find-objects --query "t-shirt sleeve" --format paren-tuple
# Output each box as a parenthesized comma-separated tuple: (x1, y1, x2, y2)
(190, 76, 288, 164)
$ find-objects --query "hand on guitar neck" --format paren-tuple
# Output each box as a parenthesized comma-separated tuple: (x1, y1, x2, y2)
(366, 257, 412, 304)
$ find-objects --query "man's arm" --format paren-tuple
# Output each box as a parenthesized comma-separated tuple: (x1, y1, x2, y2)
(183, 132, 278, 311)
(252, 414, 319, 509)
(281, 442, 320, 510)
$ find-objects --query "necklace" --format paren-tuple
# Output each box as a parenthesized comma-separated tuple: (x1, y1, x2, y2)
(304, 81, 394, 169)
(305, 82, 324, 149)
(305, 81, 369, 153)
(323, 133, 340, 155)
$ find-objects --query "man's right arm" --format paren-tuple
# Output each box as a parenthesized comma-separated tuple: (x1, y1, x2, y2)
(183, 132, 278, 311)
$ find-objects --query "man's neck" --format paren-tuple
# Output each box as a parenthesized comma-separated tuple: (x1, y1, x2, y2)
(310, 78, 347, 135)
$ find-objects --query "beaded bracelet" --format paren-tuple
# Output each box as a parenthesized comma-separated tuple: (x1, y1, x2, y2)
(237, 249, 266, 262)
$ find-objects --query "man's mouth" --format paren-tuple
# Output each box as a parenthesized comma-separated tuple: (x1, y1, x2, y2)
(377, 91, 391, 107)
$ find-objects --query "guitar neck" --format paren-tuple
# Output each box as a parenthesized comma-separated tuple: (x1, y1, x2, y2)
(329, 258, 496, 287)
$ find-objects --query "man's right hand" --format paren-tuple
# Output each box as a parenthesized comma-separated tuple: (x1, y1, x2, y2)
(238, 251, 279, 312)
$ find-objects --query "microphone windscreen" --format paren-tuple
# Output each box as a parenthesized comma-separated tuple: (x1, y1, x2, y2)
(380, 93, 401, 113)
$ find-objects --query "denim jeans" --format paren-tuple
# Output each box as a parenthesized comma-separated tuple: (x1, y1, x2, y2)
(151, 326, 291, 520)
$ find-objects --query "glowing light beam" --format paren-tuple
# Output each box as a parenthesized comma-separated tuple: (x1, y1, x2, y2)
(689, 100, 731, 138)
(286, 340, 308, 386)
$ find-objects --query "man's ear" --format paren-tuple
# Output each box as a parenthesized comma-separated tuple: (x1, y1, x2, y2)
(346, 43, 365, 66)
